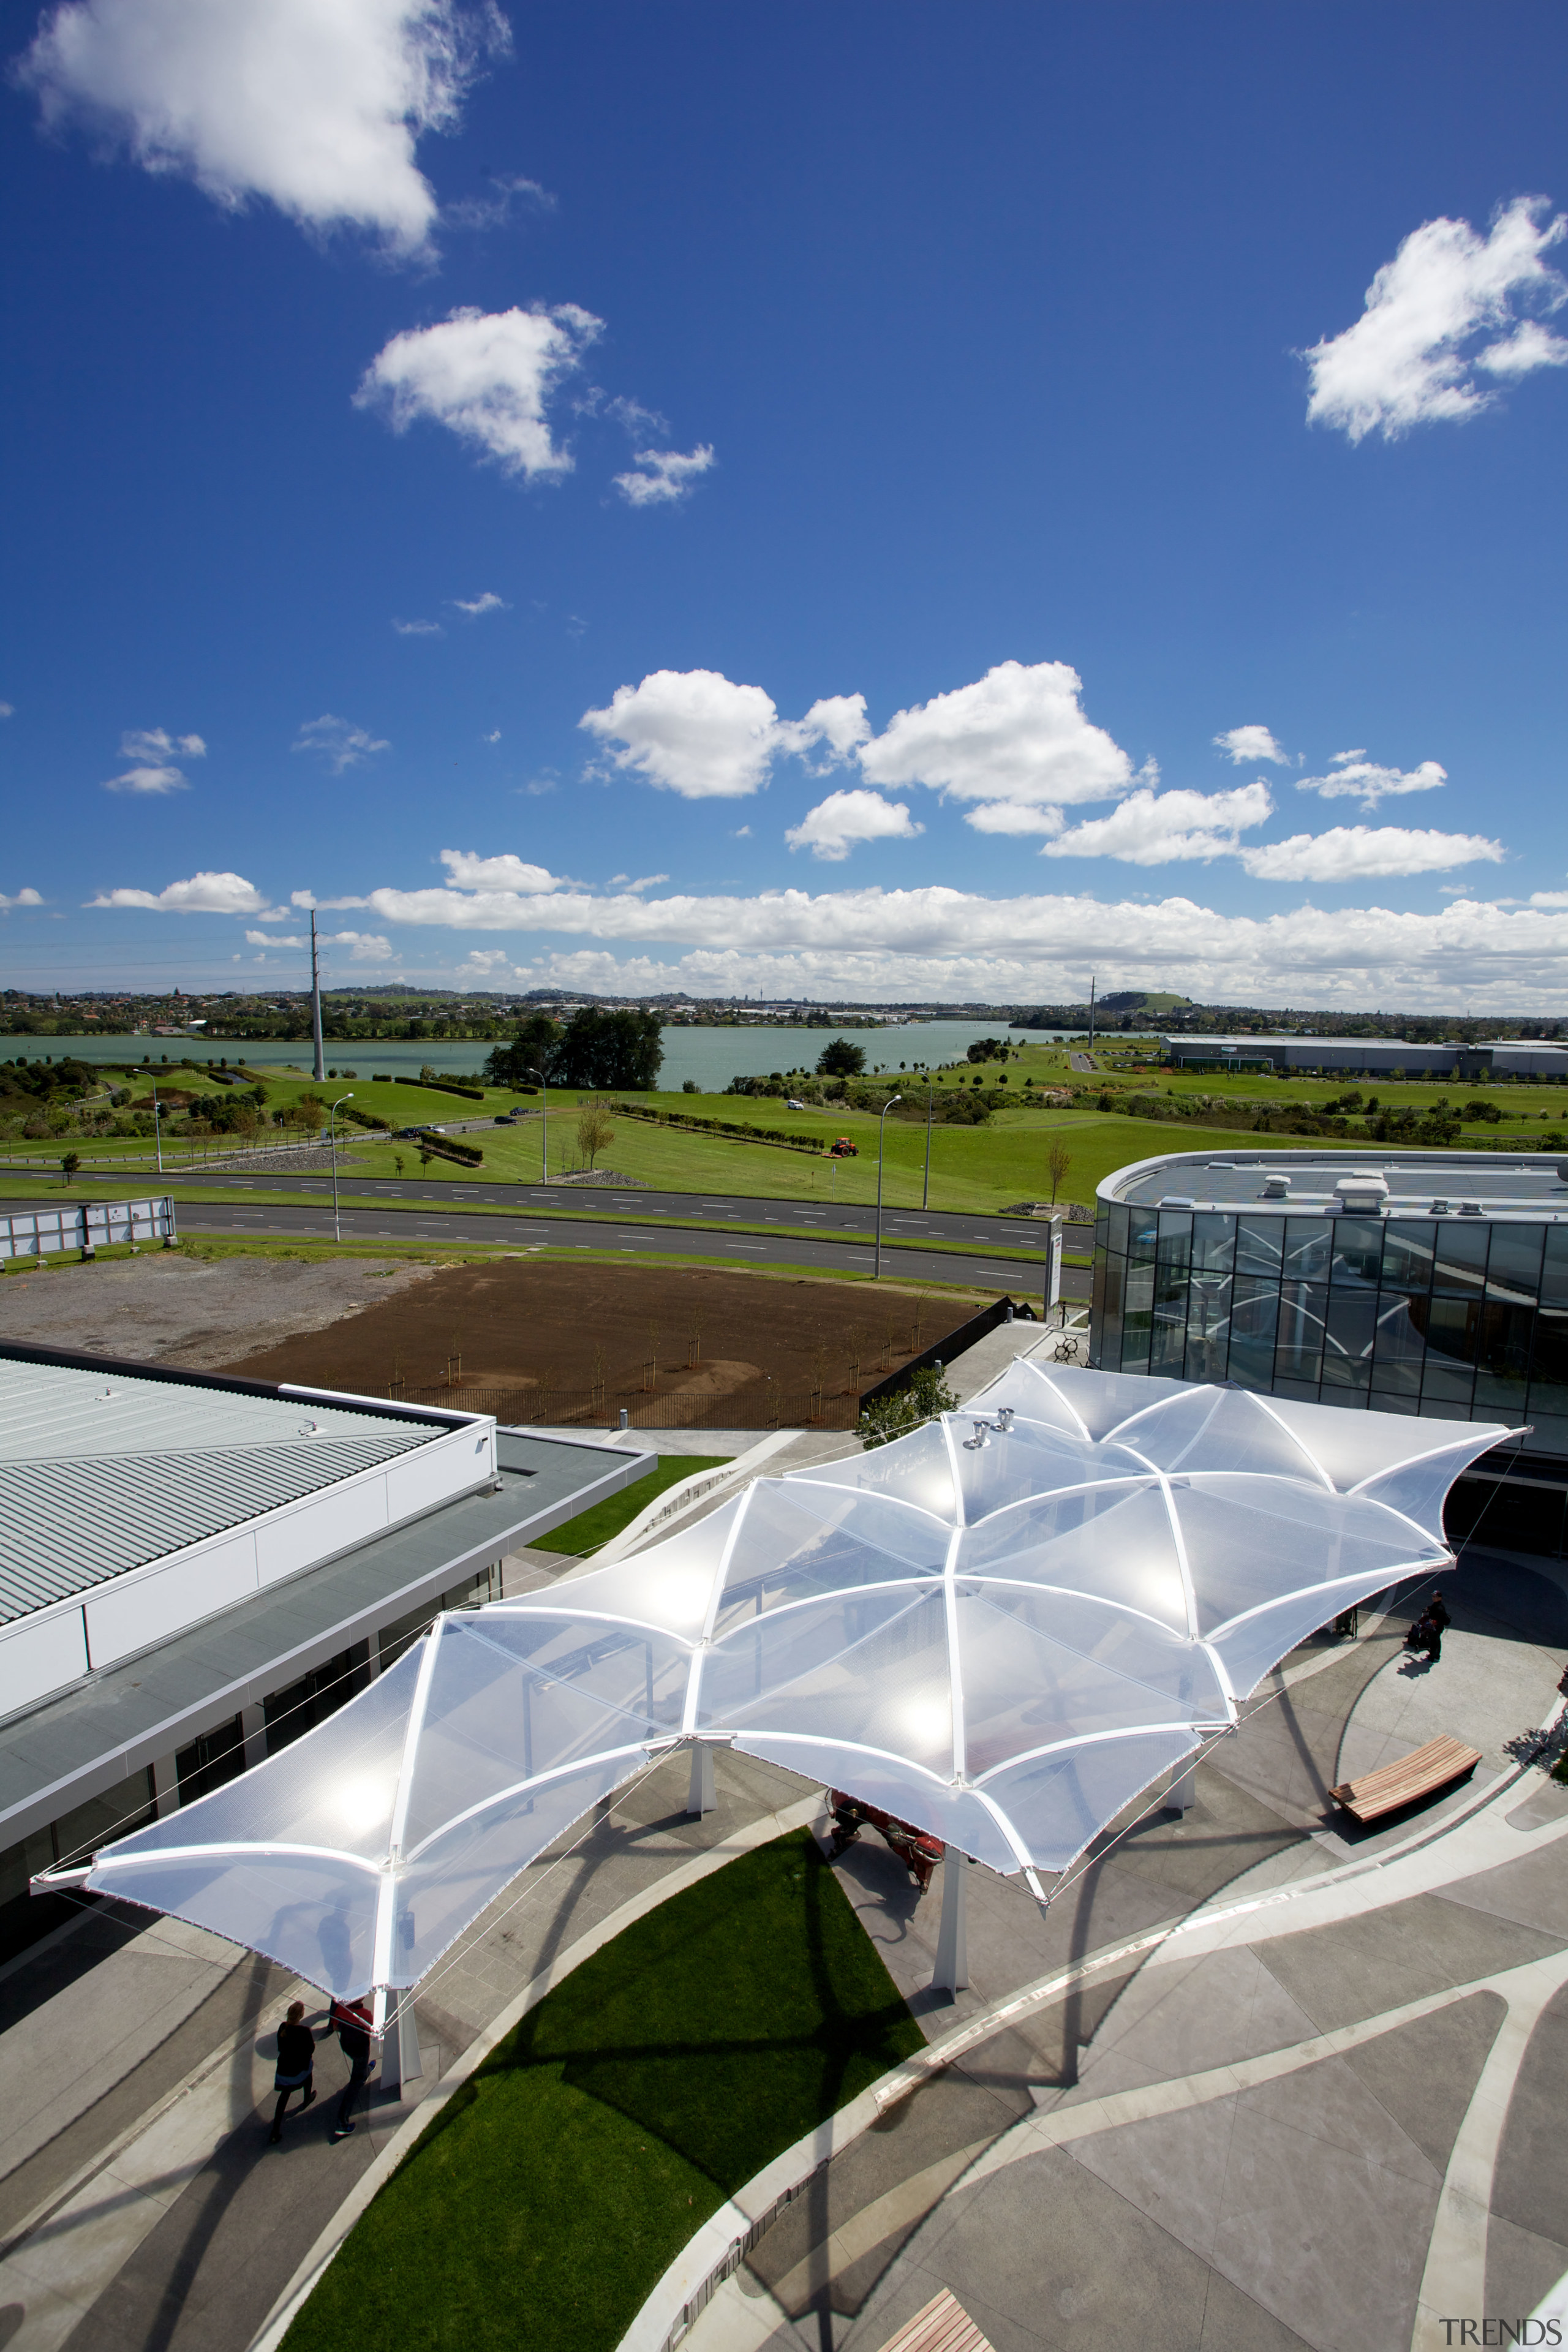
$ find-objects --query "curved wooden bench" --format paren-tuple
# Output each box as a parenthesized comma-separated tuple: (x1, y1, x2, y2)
(876, 2291, 995, 2352)
(1330, 1734, 1482, 1824)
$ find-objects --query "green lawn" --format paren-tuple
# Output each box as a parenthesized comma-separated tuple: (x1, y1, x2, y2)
(282, 1830, 923, 2352)
(533, 1455, 731, 1555)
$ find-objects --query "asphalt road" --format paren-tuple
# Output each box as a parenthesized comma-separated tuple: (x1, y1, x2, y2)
(133, 1195, 1093, 1297)
(156, 1168, 1076, 1256)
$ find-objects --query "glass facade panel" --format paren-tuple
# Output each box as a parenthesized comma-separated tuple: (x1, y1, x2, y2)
(1235, 1218, 1284, 1278)
(1283, 1219, 1331, 1283)
(1370, 1291, 1427, 1396)
(1183, 1273, 1232, 1383)
(1382, 1221, 1436, 1294)
(1331, 1218, 1385, 1289)
(1090, 1192, 1568, 1455)
(1191, 1213, 1236, 1275)
(1432, 1223, 1490, 1297)
(1227, 1275, 1279, 1389)
(1149, 1216, 1192, 1378)
(1106, 1202, 1129, 1257)
(1275, 1281, 1328, 1383)
(1321, 1292, 1376, 1389)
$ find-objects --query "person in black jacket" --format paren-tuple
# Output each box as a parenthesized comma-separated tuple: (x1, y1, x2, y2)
(328, 1997, 375, 2141)
(269, 2002, 318, 2144)
(1421, 1590, 1452, 1662)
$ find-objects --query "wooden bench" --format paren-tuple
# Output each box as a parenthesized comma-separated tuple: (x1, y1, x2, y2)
(875, 2290, 995, 2352)
(1330, 1734, 1482, 1824)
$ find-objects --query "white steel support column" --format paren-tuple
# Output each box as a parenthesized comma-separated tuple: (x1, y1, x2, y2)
(381, 1991, 422, 2097)
(931, 1845, 969, 1994)
(150, 1754, 180, 1819)
(1166, 1757, 1197, 1812)
(239, 1704, 266, 1771)
(686, 1743, 716, 1816)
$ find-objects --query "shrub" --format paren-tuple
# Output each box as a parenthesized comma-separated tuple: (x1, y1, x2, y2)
(858, 1365, 959, 1449)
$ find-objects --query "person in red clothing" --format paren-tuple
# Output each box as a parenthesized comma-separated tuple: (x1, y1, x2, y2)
(269, 2002, 318, 2143)
(327, 1997, 377, 2141)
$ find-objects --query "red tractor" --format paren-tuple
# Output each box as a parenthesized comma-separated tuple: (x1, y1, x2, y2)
(827, 1791, 944, 1892)
(828, 1136, 859, 1158)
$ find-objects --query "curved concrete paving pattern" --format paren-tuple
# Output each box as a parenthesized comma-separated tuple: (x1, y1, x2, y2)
(684, 1551, 1568, 2352)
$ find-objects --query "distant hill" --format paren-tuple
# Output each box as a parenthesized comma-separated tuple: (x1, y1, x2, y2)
(1097, 990, 1193, 1014)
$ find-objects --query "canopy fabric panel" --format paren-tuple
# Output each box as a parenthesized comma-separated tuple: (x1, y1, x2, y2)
(75, 1363, 1507, 1999)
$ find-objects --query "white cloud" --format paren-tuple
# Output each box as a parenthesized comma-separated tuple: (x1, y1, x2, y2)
(1041, 783, 1273, 865)
(1214, 724, 1289, 766)
(245, 925, 392, 959)
(785, 789, 924, 862)
(439, 849, 560, 892)
(103, 763, 187, 794)
(1239, 826, 1506, 882)
(18, 0, 504, 257)
(91, 870, 268, 914)
(451, 590, 507, 615)
(612, 445, 715, 507)
(0, 704, 13, 718)
(580, 669, 787, 799)
(102, 723, 207, 793)
(327, 869, 1568, 1009)
(123, 726, 205, 759)
(797, 694, 870, 767)
(356, 304, 601, 480)
(445, 172, 554, 231)
(483, 728, 501, 742)
(1529, 891, 1568, 909)
(1305, 196, 1568, 442)
(293, 714, 390, 771)
(1297, 750, 1447, 808)
(0, 888, 43, 911)
(857, 660, 1136, 824)
(393, 617, 443, 636)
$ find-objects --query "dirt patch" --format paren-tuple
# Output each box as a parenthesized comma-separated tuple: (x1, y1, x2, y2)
(211, 1260, 980, 1412)
(0, 1253, 440, 1371)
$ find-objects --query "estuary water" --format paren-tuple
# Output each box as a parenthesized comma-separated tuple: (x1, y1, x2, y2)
(0, 1020, 1085, 1091)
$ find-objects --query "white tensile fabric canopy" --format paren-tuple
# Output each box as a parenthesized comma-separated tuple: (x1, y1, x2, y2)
(63, 1362, 1506, 2002)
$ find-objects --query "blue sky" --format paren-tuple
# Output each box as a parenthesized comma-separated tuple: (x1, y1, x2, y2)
(2, 0, 1566, 1010)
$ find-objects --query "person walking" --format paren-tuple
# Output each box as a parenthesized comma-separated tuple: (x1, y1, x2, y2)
(1422, 1589, 1452, 1663)
(269, 2001, 318, 2143)
(328, 1997, 376, 2142)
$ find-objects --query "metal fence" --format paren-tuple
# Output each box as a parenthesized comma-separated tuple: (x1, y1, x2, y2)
(0, 1195, 176, 1261)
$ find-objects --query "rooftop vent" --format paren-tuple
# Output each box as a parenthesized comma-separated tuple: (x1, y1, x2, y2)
(1261, 1176, 1291, 1199)
(1333, 1171, 1389, 1213)
(1459, 1201, 1483, 1216)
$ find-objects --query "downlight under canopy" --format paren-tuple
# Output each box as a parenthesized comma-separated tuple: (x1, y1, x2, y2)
(53, 1363, 1505, 2001)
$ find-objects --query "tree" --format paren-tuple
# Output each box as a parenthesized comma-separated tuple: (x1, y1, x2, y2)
(858, 1365, 958, 1450)
(484, 1012, 562, 1090)
(1046, 1139, 1072, 1204)
(966, 1036, 1005, 1065)
(816, 1039, 866, 1078)
(549, 1008, 663, 1091)
(576, 1102, 614, 1169)
(59, 1150, 80, 1184)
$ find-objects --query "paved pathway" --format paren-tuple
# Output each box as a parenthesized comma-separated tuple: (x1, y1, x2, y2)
(685, 1545, 1568, 2352)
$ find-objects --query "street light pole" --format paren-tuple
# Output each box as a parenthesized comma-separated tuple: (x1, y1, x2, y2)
(328, 1092, 353, 1242)
(526, 1068, 548, 1184)
(137, 1072, 164, 1174)
(875, 1093, 902, 1278)
(922, 1072, 933, 1212)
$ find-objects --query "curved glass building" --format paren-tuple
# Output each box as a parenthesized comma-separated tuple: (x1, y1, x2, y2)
(1091, 1150, 1568, 1545)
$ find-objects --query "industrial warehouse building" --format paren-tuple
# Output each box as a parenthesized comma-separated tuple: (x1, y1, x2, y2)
(1161, 1034, 1568, 1080)
(1090, 1148, 1568, 1553)
(0, 1344, 648, 1959)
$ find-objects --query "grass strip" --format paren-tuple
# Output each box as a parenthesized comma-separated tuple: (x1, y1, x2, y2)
(531, 1455, 731, 1556)
(282, 1829, 922, 2352)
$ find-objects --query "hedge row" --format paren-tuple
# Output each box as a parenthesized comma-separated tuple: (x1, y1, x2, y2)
(609, 1102, 827, 1155)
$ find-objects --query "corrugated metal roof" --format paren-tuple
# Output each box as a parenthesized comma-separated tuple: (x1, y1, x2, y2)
(0, 1359, 445, 1627)
(0, 1359, 423, 1464)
